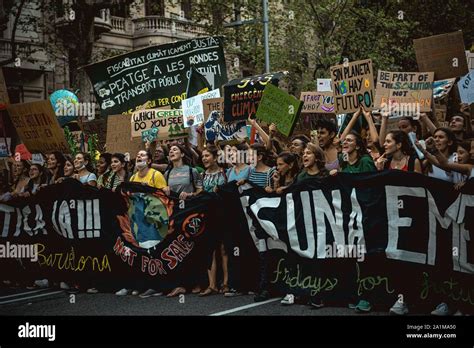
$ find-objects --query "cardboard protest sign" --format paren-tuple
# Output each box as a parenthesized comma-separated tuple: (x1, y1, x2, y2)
(130, 108, 188, 141)
(105, 114, 143, 156)
(458, 71, 474, 105)
(202, 98, 224, 122)
(0, 68, 9, 110)
(300, 92, 335, 114)
(182, 89, 220, 127)
(330, 59, 374, 114)
(84, 37, 227, 117)
(255, 84, 303, 137)
(374, 71, 434, 113)
(413, 31, 468, 80)
(223, 72, 285, 122)
(317, 78, 332, 92)
(0, 137, 11, 157)
(7, 101, 70, 154)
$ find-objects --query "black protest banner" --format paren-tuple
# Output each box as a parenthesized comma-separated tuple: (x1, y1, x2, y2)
(223, 72, 285, 122)
(0, 180, 218, 290)
(84, 37, 227, 117)
(330, 59, 375, 113)
(218, 172, 474, 311)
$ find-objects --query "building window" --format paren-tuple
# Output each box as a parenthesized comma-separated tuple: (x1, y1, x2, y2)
(181, 0, 192, 19)
(110, 2, 128, 17)
(145, 0, 164, 16)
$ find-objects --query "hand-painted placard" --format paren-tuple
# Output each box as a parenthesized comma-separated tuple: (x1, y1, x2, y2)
(300, 92, 335, 114)
(182, 89, 220, 127)
(374, 71, 434, 113)
(7, 100, 70, 154)
(330, 59, 374, 113)
(131, 108, 188, 140)
(255, 84, 303, 137)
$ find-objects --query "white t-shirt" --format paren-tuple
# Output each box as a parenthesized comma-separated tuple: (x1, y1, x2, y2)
(428, 154, 464, 184)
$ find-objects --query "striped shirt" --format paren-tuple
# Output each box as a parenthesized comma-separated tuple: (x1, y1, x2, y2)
(249, 167, 276, 188)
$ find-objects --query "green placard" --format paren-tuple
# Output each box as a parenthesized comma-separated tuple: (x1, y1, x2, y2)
(255, 83, 303, 137)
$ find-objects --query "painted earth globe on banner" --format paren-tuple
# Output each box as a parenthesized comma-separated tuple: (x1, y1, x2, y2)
(50, 89, 79, 126)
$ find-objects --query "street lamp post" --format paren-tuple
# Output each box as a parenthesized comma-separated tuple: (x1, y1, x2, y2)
(262, 0, 270, 73)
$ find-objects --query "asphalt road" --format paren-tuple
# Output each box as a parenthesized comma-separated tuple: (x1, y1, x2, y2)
(0, 286, 388, 316)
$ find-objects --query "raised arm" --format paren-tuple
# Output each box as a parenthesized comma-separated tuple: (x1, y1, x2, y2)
(419, 113, 437, 136)
(379, 110, 389, 148)
(340, 107, 362, 141)
(362, 108, 379, 145)
(248, 116, 270, 147)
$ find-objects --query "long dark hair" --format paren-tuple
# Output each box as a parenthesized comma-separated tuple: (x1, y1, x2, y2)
(277, 151, 299, 185)
(110, 153, 129, 185)
(349, 131, 369, 159)
(49, 151, 65, 180)
(434, 127, 458, 154)
(305, 143, 329, 177)
(387, 130, 413, 156)
(76, 152, 95, 173)
(25, 163, 48, 193)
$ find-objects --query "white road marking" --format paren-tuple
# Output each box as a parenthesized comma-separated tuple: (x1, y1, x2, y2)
(0, 290, 64, 305)
(0, 288, 51, 300)
(209, 298, 280, 316)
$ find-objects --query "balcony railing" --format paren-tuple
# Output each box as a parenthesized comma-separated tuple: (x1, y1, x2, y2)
(109, 16, 207, 37)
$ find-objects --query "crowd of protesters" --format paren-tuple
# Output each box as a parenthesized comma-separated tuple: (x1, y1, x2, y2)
(1, 102, 473, 316)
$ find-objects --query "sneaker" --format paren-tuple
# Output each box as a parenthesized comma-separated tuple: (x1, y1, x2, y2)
(153, 291, 164, 297)
(60, 282, 70, 290)
(139, 289, 157, 298)
(431, 303, 449, 316)
(247, 291, 256, 296)
(86, 287, 98, 294)
(131, 290, 140, 296)
(390, 300, 408, 315)
(453, 310, 463, 316)
(281, 294, 295, 305)
(254, 290, 270, 302)
(224, 289, 243, 297)
(115, 288, 130, 296)
(355, 300, 372, 313)
(309, 298, 324, 309)
(34, 279, 49, 288)
(348, 303, 357, 309)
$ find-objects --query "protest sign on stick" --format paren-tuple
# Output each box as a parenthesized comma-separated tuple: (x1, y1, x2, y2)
(413, 31, 468, 80)
(182, 89, 220, 127)
(255, 84, 303, 137)
(374, 71, 434, 114)
(8, 100, 70, 154)
(457, 71, 474, 105)
(130, 109, 188, 141)
(300, 92, 335, 114)
(223, 72, 285, 122)
(330, 59, 374, 114)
